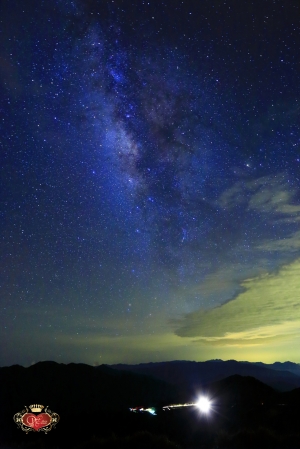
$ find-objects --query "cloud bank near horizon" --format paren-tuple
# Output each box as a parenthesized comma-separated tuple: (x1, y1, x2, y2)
(175, 259, 300, 349)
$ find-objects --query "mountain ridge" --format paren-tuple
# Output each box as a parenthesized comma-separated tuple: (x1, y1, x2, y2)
(111, 359, 300, 392)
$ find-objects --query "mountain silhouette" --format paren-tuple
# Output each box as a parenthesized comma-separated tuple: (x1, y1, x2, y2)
(0, 361, 178, 416)
(112, 359, 300, 393)
(1, 361, 300, 448)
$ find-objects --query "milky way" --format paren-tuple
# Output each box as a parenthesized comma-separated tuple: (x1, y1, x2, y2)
(1, 0, 300, 365)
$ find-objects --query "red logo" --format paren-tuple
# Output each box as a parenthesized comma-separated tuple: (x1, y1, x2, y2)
(21, 413, 52, 431)
(14, 404, 60, 433)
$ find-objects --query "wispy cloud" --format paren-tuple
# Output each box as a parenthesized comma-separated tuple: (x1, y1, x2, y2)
(218, 173, 300, 218)
(257, 231, 300, 252)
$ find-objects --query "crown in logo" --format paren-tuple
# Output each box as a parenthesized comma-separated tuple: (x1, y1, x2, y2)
(29, 404, 44, 413)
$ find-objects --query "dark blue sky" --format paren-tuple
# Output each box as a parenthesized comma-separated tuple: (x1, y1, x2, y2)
(1, 0, 300, 366)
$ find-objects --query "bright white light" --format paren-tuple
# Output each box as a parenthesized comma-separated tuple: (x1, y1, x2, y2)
(196, 397, 211, 413)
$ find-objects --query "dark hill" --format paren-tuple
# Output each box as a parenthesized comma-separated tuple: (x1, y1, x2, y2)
(208, 374, 280, 407)
(0, 362, 180, 448)
(0, 361, 178, 416)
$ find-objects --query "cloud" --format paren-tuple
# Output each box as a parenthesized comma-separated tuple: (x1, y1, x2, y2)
(257, 231, 300, 252)
(218, 182, 249, 209)
(191, 322, 300, 347)
(172, 264, 264, 311)
(175, 259, 300, 347)
(218, 173, 300, 218)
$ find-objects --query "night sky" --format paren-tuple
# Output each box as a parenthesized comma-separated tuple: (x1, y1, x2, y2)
(1, 0, 300, 367)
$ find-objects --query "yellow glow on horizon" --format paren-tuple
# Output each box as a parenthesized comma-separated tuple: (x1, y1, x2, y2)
(36, 259, 300, 365)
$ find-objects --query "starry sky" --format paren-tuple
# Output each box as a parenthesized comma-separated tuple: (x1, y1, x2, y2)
(1, 0, 300, 367)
